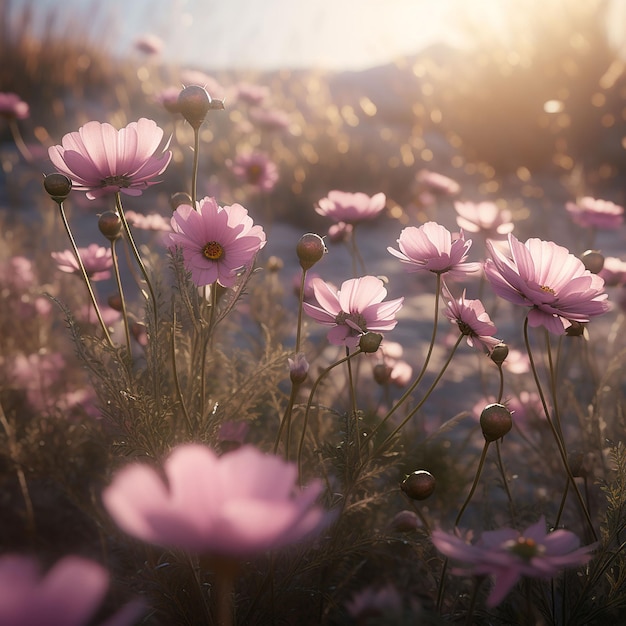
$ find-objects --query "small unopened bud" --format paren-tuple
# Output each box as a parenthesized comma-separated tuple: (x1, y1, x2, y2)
(177, 85, 223, 128)
(490, 342, 509, 366)
(288, 353, 309, 384)
(107, 294, 123, 311)
(388, 510, 421, 532)
(266, 255, 284, 272)
(581, 250, 604, 274)
(373, 362, 392, 385)
(170, 191, 193, 211)
(43, 173, 72, 203)
(359, 332, 383, 353)
(401, 470, 436, 500)
(480, 403, 513, 441)
(296, 233, 326, 270)
(565, 321, 586, 337)
(98, 211, 122, 241)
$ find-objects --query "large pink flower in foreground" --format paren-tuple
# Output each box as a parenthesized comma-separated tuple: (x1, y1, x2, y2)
(103, 444, 329, 556)
(388, 222, 481, 278)
(484, 234, 609, 334)
(0, 555, 141, 626)
(169, 196, 266, 287)
(432, 517, 596, 607)
(315, 191, 386, 224)
(48, 118, 171, 199)
(303, 276, 404, 348)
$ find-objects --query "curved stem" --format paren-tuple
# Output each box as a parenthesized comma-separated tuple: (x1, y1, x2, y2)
(110, 238, 132, 356)
(191, 126, 200, 207)
(455, 440, 491, 528)
(495, 439, 515, 520)
(274, 382, 299, 457)
(8, 118, 33, 162)
(523, 317, 597, 540)
(57, 203, 114, 347)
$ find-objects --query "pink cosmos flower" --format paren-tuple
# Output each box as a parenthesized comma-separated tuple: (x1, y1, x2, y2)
(599, 256, 626, 287)
(484, 234, 609, 334)
(442, 284, 500, 352)
(416, 169, 460, 196)
(124, 210, 172, 231)
(169, 196, 266, 287)
(102, 444, 330, 556)
(303, 276, 404, 348)
(229, 151, 279, 192)
(235, 82, 269, 106)
(454, 201, 514, 240)
(48, 118, 172, 199)
(0, 554, 142, 626)
(0, 92, 29, 119)
(315, 191, 386, 225)
(432, 517, 596, 607)
(565, 196, 624, 230)
(249, 106, 291, 131)
(388, 222, 481, 278)
(327, 221, 353, 243)
(155, 86, 183, 114)
(51, 244, 112, 281)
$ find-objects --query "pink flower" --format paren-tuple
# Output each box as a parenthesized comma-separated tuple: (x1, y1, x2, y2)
(155, 86, 183, 114)
(454, 201, 514, 239)
(134, 33, 163, 55)
(315, 190, 386, 224)
(442, 284, 500, 352)
(485, 234, 609, 334)
(327, 221, 353, 243)
(234, 82, 269, 106)
(249, 106, 290, 131)
(124, 210, 172, 231)
(102, 444, 330, 556)
(229, 151, 279, 192)
(388, 222, 481, 278)
(169, 196, 266, 287)
(0, 92, 29, 119)
(599, 256, 626, 287)
(0, 554, 142, 626)
(303, 276, 404, 348)
(565, 196, 624, 230)
(432, 517, 596, 607)
(416, 169, 460, 195)
(51, 244, 112, 281)
(48, 118, 172, 199)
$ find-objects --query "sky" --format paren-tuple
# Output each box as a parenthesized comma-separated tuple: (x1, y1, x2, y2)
(13, 0, 626, 72)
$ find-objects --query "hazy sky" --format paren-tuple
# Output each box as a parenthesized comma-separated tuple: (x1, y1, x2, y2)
(15, 0, 626, 71)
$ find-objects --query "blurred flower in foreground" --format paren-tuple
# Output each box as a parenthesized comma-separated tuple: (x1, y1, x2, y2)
(51, 244, 112, 281)
(48, 118, 172, 199)
(103, 444, 330, 556)
(0, 554, 142, 626)
(454, 201, 514, 240)
(303, 276, 403, 348)
(431, 517, 596, 607)
(388, 222, 481, 278)
(229, 151, 279, 192)
(442, 284, 500, 353)
(0, 92, 29, 119)
(169, 196, 266, 287)
(315, 190, 386, 225)
(485, 234, 609, 335)
(565, 197, 624, 230)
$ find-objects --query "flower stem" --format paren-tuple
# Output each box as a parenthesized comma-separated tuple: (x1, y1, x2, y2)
(191, 126, 200, 207)
(455, 440, 491, 528)
(57, 203, 114, 347)
(295, 269, 307, 353)
(110, 238, 132, 356)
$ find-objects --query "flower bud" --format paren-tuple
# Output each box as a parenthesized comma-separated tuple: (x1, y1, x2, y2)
(359, 332, 383, 353)
(107, 294, 123, 311)
(401, 470, 436, 500)
(98, 211, 122, 241)
(387, 510, 421, 532)
(288, 353, 309, 384)
(490, 342, 509, 366)
(373, 362, 392, 385)
(43, 173, 72, 203)
(580, 250, 604, 274)
(170, 191, 193, 211)
(296, 233, 326, 270)
(480, 403, 513, 441)
(266, 255, 284, 272)
(177, 85, 223, 128)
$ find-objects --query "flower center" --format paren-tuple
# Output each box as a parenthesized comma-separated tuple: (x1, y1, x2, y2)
(101, 175, 133, 189)
(505, 536, 545, 560)
(247, 164, 264, 183)
(202, 241, 224, 260)
(335, 311, 368, 332)
(457, 321, 474, 336)
(540, 285, 556, 295)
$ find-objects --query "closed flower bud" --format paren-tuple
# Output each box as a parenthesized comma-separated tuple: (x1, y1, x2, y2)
(98, 211, 122, 241)
(108, 294, 123, 311)
(170, 191, 193, 211)
(373, 362, 392, 385)
(490, 342, 509, 366)
(43, 173, 72, 203)
(178, 85, 217, 128)
(288, 353, 309, 384)
(266, 255, 283, 272)
(296, 233, 326, 270)
(480, 403, 513, 441)
(359, 332, 383, 353)
(401, 470, 436, 500)
(580, 250, 604, 274)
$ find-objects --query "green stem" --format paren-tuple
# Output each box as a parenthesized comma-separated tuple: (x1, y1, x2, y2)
(171, 304, 194, 435)
(274, 382, 299, 458)
(455, 440, 491, 528)
(295, 269, 306, 353)
(191, 126, 200, 207)
(110, 238, 132, 356)
(57, 203, 114, 347)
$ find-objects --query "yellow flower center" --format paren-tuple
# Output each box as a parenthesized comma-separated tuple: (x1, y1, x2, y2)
(202, 241, 224, 260)
(505, 536, 545, 560)
(247, 163, 263, 183)
(540, 285, 556, 295)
